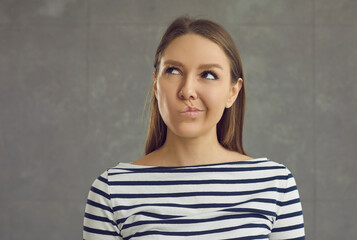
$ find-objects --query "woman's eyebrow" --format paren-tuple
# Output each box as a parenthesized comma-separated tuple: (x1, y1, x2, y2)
(163, 59, 223, 70)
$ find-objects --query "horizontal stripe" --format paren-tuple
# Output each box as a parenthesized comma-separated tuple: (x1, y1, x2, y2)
(84, 213, 116, 226)
(278, 198, 301, 206)
(117, 159, 269, 169)
(90, 186, 110, 200)
(110, 187, 287, 199)
(97, 175, 108, 184)
(86, 199, 112, 213)
(122, 213, 270, 230)
(123, 211, 182, 220)
(271, 223, 305, 232)
(109, 165, 286, 175)
(117, 207, 277, 227)
(124, 223, 270, 240)
(83, 226, 119, 236)
(285, 185, 298, 193)
(284, 236, 306, 240)
(277, 210, 303, 220)
(113, 197, 277, 211)
(220, 207, 276, 217)
(108, 174, 292, 186)
(222, 234, 269, 240)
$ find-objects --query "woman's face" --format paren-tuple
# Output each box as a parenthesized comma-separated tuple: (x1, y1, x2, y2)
(154, 33, 242, 138)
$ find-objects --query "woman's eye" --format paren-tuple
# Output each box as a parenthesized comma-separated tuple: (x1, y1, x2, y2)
(202, 71, 218, 80)
(165, 67, 218, 80)
(165, 67, 180, 75)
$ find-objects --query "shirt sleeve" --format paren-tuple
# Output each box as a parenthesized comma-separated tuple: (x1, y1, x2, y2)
(269, 167, 305, 240)
(83, 170, 121, 240)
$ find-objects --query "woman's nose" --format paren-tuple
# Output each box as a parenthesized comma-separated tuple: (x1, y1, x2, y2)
(178, 74, 198, 100)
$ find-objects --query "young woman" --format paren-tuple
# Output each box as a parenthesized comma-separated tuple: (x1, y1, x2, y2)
(83, 16, 305, 239)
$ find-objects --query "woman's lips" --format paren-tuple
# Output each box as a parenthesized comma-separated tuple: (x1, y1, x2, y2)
(180, 106, 203, 118)
(181, 110, 203, 118)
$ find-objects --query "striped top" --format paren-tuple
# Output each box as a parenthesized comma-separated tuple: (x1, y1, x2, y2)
(83, 157, 305, 240)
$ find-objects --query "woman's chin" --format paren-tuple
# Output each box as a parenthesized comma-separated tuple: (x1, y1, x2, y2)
(168, 125, 210, 139)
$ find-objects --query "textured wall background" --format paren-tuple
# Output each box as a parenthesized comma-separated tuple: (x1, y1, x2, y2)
(0, 0, 356, 239)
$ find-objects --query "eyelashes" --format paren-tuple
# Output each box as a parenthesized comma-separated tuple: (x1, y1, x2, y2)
(164, 66, 219, 80)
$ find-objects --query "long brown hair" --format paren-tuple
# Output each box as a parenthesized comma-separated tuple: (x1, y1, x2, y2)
(144, 15, 248, 156)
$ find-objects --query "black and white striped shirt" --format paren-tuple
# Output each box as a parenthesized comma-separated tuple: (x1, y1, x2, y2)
(83, 157, 305, 239)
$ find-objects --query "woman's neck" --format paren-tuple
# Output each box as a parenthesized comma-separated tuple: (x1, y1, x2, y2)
(156, 127, 230, 167)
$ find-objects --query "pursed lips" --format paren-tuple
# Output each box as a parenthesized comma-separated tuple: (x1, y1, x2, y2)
(180, 106, 203, 113)
(179, 106, 204, 118)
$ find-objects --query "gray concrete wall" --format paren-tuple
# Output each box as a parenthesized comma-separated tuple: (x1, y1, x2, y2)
(0, 0, 356, 239)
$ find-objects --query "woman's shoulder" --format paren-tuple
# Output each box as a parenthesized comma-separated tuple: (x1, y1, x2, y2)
(130, 150, 160, 166)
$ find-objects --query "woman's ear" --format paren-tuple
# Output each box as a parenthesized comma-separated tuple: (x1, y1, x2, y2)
(225, 78, 243, 108)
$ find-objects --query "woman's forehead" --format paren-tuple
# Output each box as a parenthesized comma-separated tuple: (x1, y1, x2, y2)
(160, 34, 230, 70)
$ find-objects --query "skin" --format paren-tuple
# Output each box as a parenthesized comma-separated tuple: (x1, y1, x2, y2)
(134, 33, 253, 167)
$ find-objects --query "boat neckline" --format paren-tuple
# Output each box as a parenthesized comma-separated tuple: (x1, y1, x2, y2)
(118, 157, 269, 168)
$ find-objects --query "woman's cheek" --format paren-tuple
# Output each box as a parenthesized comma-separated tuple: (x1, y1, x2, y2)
(205, 89, 228, 120)
(204, 89, 222, 108)
(158, 85, 176, 117)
